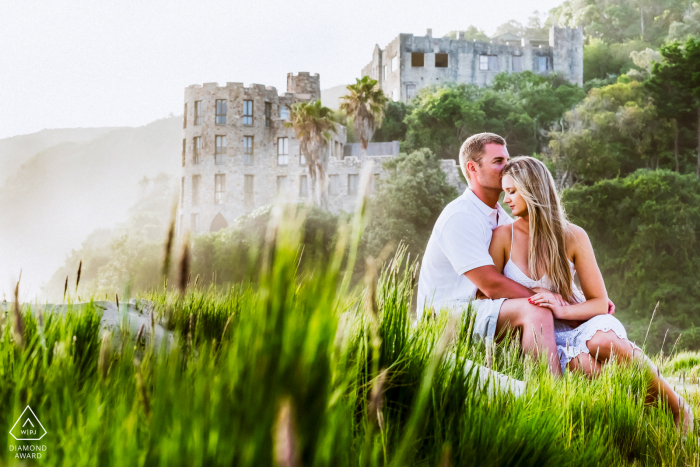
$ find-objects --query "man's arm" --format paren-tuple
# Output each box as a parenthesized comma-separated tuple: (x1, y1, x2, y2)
(465, 265, 534, 300)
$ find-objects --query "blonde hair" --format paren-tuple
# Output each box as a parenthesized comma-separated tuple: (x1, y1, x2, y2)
(459, 133, 506, 181)
(503, 156, 574, 303)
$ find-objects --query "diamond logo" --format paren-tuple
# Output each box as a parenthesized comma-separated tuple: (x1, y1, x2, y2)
(9, 406, 47, 441)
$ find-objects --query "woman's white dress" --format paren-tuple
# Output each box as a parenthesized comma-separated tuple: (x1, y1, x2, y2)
(502, 224, 633, 373)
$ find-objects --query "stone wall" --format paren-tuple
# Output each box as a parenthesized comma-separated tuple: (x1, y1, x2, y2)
(363, 26, 583, 102)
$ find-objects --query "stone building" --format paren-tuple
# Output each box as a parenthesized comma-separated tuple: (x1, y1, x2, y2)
(362, 26, 583, 103)
(178, 73, 411, 235)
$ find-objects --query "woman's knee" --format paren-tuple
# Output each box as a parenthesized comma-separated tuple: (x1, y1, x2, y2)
(587, 330, 633, 361)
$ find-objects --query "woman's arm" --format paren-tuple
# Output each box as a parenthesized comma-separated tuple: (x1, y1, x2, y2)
(533, 225, 608, 320)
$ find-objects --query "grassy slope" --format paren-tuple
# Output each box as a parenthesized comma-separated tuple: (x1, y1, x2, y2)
(1, 209, 697, 466)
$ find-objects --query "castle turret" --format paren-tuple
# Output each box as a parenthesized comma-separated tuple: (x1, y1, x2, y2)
(286, 72, 321, 101)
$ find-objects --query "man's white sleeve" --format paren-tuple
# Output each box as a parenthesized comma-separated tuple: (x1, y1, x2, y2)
(436, 212, 494, 276)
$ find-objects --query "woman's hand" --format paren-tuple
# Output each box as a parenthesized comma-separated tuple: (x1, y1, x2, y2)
(529, 292, 569, 320)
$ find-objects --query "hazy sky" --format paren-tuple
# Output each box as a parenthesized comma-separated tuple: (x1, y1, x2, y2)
(0, 0, 564, 140)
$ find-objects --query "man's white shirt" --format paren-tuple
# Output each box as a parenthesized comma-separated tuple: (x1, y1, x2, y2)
(416, 188, 513, 319)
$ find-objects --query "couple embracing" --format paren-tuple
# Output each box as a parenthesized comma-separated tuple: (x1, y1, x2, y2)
(416, 133, 693, 431)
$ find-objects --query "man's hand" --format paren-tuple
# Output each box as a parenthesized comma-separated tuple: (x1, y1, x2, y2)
(607, 299, 615, 315)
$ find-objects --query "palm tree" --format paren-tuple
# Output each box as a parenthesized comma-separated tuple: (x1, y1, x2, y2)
(340, 76, 388, 158)
(285, 100, 337, 207)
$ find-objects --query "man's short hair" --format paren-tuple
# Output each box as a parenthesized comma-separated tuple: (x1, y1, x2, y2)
(459, 133, 506, 181)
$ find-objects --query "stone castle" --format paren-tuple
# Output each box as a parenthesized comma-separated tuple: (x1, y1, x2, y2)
(362, 26, 583, 102)
(178, 27, 583, 234)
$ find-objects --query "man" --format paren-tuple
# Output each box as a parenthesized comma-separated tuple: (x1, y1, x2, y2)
(417, 133, 595, 375)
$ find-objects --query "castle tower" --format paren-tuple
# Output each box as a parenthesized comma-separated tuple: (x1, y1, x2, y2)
(286, 72, 321, 101)
(549, 26, 584, 87)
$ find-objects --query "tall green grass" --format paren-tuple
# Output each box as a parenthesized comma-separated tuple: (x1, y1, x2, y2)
(1, 204, 698, 466)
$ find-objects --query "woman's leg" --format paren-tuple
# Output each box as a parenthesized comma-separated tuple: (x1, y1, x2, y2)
(586, 330, 693, 432)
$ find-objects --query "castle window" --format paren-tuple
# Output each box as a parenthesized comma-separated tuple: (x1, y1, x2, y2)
(244, 175, 254, 204)
(276, 176, 288, 195)
(512, 55, 522, 72)
(243, 100, 253, 125)
(181, 177, 184, 206)
(435, 53, 448, 68)
(392, 88, 399, 102)
(194, 100, 203, 125)
(215, 174, 226, 205)
(391, 55, 399, 72)
(299, 175, 308, 197)
(183, 103, 187, 128)
(538, 56, 550, 72)
(215, 136, 227, 164)
(411, 52, 424, 67)
(280, 106, 290, 121)
(479, 55, 499, 71)
(265, 102, 272, 127)
(191, 213, 199, 232)
(329, 174, 339, 195)
(406, 84, 416, 101)
(192, 175, 200, 206)
(193, 137, 202, 164)
(216, 100, 227, 125)
(277, 137, 289, 165)
(300, 151, 306, 165)
(243, 136, 254, 165)
(383, 65, 387, 80)
(182, 139, 186, 167)
(348, 174, 359, 196)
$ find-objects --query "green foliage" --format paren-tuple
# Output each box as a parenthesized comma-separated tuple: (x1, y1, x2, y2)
(550, 0, 687, 47)
(583, 38, 649, 83)
(363, 149, 458, 258)
(549, 79, 675, 184)
(372, 101, 409, 143)
(404, 72, 584, 160)
(444, 26, 489, 41)
(1, 209, 696, 466)
(563, 169, 700, 351)
(667, 3, 700, 42)
(647, 37, 700, 176)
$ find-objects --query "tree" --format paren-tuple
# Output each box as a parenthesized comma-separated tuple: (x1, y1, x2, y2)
(582, 38, 649, 83)
(667, 3, 700, 42)
(647, 38, 700, 177)
(548, 77, 673, 185)
(549, 0, 686, 47)
(285, 100, 337, 207)
(340, 76, 388, 158)
(563, 169, 700, 351)
(444, 26, 489, 42)
(404, 73, 584, 161)
(372, 101, 409, 143)
(363, 148, 458, 258)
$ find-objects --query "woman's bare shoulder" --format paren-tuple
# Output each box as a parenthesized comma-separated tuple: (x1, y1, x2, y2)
(566, 223, 593, 252)
(489, 223, 511, 251)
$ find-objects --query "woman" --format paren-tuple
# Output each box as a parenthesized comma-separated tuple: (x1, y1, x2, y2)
(488, 156, 693, 431)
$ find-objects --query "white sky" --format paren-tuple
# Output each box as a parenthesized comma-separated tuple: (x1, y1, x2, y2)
(0, 0, 564, 139)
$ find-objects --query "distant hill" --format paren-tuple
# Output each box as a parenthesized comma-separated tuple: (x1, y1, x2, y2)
(0, 127, 123, 186)
(0, 117, 181, 299)
(321, 85, 348, 111)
